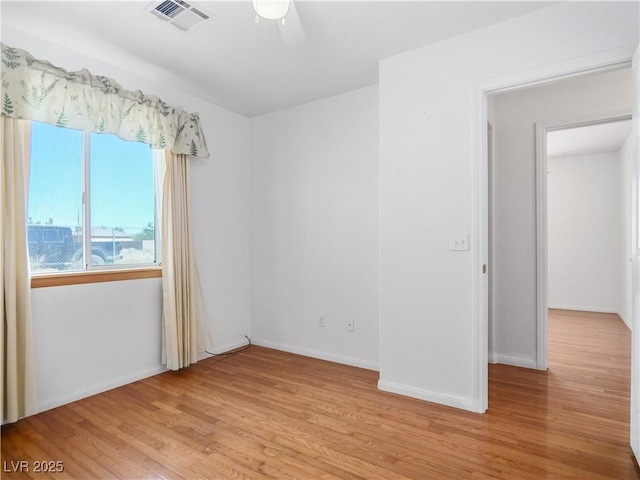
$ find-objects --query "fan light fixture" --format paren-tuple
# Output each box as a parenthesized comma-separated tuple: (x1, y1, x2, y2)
(253, 0, 290, 21)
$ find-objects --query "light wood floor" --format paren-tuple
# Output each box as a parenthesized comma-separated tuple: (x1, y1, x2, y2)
(2, 309, 638, 479)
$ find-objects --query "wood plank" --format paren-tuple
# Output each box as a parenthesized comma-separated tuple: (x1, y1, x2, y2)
(2, 309, 637, 479)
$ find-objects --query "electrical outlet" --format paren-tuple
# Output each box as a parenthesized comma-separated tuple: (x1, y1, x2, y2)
(318, 315, 325, 328)
(347, 318, 355, 332)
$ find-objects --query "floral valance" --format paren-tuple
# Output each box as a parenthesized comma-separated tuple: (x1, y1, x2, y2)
(1, 43, 209, 158)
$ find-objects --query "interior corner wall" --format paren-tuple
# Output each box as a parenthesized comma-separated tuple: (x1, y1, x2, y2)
(249, 85, 380, 370)
(492, 69, 632, 366)
(547, 152, 623, 314)
(379, 1, 638, 411)
(2, 25, 252, 412)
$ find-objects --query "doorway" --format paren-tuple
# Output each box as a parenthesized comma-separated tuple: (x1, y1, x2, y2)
(544, 117, 633, 333)
(487, 67, 633, 371)
(473, 43, 639, 460)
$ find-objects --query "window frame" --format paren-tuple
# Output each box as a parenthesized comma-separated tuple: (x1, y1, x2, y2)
(29, 124, 162, 286)
(31, 267, 162, 288)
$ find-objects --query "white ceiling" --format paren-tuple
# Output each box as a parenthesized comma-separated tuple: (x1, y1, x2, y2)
(547, 119, 632, 159)
(1, 1, 557, 117)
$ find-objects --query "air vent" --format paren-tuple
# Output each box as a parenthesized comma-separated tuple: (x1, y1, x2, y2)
(145, 0, 211, 33)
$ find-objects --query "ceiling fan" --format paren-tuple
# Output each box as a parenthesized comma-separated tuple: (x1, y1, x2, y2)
(253, 0, 306, 47)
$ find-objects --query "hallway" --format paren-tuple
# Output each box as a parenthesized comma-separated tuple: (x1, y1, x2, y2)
(489, 308, 636, 478)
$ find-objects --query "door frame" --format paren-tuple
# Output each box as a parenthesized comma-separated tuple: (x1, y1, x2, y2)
(534, 113, 632, 371)
(630, 46, 640, 460)
(471, 46, 635, 413)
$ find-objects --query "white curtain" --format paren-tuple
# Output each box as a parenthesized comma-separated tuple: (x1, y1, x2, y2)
(1, 117, 37, 423)
(161, 152, 211, 369)
(153, 149, 166, 260)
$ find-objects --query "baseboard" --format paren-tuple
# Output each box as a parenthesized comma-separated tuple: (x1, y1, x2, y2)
(198, 337, 251, 361)
(37, 338, 254, 414)
(37, 364, 167, 414)
(377, 380, 474, 412)
(488, 354, 538, 369)
(617, 311, 631, 330)
(549, 305, 631, 330)
(548, 304, 618, 314)
(251, 338, 379, 371)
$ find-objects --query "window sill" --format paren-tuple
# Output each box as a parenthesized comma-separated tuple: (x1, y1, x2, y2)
(31, 267, 162, 288)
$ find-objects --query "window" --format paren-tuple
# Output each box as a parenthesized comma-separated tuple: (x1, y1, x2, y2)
(28, 121, 160, 275)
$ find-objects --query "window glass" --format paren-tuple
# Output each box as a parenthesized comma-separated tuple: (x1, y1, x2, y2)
(28, 122, 83, 273)
(28, 122, 158, 273)
(90, 133, 155, 266)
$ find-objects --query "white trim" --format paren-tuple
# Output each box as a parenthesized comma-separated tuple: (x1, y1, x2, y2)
(487, 122, 497, 377)
(473, 46, 636, 414)
(38, 337, 254, 413)
(377, 380, 473, 412)
(37, 365, 167, 414)
(488, 354, 538, 369)
(618, 311, 631, 330)
(251, 338, 379, 371)
(550, 305, 632, 330)
(476, 47, 634, 96)
(548, 305, 621, 315)
(628, 44, 639, 462)
(471, 84, 489, 413)
(535, 123, 549, 371)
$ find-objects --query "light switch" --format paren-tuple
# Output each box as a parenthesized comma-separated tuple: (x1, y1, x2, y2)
(449, 233, 469, 251)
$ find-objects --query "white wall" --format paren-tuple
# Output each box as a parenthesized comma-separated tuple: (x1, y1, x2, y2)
(547, 152, 623, 314)
(379, 2, 638, 411)
(492, 69, 632, 366)
(1, 25, 252, 412)
(30, 280, 164, 411)
(621, 133, 635, 328)
(250, 86, 380, 370)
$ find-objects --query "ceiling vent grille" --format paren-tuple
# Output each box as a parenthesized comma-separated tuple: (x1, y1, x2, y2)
(145, 0, 211, 33)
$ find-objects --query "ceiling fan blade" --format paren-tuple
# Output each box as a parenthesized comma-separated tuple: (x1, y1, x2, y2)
(279, 0, 306, 48)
